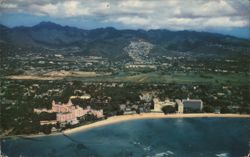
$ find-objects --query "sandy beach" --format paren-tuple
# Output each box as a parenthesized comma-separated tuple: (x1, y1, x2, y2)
(64, 113, 250, 134)
(1, 113, 249, 139)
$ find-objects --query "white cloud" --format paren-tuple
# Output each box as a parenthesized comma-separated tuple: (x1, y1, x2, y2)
(116, 16, 149, 26)
(0, 0, 249, 29)
(0, 3, 18, 9)
(28, 1, 90, 17)
(204, 17, 249, 28)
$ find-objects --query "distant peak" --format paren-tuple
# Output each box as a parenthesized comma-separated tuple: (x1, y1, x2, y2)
(38, 21, 58, 25)
(33, 21, 63, 29)
(0, 24, 9, 29)
(93, 27, 116, 31)
(105, 27, 116, 30)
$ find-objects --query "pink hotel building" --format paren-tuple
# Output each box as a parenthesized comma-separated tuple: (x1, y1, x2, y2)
(34, 99, 104, 124)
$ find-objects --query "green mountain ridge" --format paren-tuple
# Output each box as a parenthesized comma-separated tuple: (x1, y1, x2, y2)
(0, 21, 249, 58)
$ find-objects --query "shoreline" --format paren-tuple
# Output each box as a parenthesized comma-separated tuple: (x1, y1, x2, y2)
(64, 113, 250, 134)
(1, 113, 250, 139)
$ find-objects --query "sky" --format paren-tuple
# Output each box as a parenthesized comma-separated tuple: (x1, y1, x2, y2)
(0, 0, 249, 39)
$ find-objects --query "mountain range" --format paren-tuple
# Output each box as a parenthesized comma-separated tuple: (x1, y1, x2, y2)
(0, 21, 249, 58)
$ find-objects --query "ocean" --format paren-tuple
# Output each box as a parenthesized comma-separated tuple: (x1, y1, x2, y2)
(2, 118, 250, 157)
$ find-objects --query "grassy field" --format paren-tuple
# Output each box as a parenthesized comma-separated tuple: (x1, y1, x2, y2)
(66, 71, 249, 85)
(4, 71, 249, 85)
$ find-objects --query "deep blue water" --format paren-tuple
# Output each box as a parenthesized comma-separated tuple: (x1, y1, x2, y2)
(2, 118, 250, 157)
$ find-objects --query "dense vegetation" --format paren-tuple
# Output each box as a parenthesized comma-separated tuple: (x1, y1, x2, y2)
(1, 78, 249, 136)
(1, 21, 250, 59)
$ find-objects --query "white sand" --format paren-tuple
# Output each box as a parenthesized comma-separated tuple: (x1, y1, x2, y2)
(64, 113, 250, 134)
(2, 113, 249, 139)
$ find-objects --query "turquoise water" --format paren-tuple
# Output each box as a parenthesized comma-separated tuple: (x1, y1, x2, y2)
(2, 118, 250, 157)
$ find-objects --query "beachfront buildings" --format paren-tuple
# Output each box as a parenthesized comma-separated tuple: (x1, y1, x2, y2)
(182, 99, 203, 111)
(152, 98, 203, 113)
(34, 99, 103, 125)
(152, 98, 176, 112)
(176, 99, 184, 113)
(176, 98, 203, 113)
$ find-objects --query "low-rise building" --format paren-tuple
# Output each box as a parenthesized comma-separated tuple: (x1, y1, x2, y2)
(152, 98, 176, 112)
(40, 120, 57, 125)
(70, 94, 91, 100)
(119, 104, 126, 111)
(139, 92, 154, 102)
